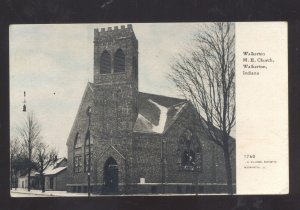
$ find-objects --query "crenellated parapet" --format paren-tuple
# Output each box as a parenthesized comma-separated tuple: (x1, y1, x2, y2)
(94, 24, 136, 43)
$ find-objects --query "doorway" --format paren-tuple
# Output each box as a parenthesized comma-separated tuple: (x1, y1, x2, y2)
(103, 157, 119, 194)
(50, 177, 54, 189)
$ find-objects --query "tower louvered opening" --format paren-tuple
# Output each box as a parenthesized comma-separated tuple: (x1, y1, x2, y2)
(114, 49, 125, 73)
(100, 50, 111, 74)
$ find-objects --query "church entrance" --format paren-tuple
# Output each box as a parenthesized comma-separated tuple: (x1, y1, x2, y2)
(102, 157, 119, 194)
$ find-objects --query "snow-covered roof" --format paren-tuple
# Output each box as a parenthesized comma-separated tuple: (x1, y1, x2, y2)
(134, 114, 154, 133)
(19, 170, 37, 178)
(44, 166, 67, 176)
(66, 83, 189, 141)
(147, 99, 168, 133)
(133, 92, 188, 134)
(54, 157, 65, 165)
(66, 82, 235, 144)
(33, 157, 67, 176)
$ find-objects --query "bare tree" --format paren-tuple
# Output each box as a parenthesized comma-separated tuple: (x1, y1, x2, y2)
(10, 137, 25, 189)
(169, 22, 235, 194)
(35, 142, 58, 192)
(17, 112, 42, 191)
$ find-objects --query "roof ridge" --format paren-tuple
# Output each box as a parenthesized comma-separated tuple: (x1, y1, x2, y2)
(169, 100, 189, 107)
(66, 83, 93, 146)
(139, 91, 187, 101)
(162, 102, 189, 134)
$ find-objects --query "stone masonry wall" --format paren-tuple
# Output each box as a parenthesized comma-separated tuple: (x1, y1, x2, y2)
(66, 84, 94, 185)
(93, 24, 138, 86)
(163, 103, 236, 185)
(132, 133, 162, 184)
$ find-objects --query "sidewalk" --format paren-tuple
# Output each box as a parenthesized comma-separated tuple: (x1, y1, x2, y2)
(10, 188, 97, 197)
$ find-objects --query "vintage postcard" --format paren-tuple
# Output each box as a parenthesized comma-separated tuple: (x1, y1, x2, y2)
(9, 22, 288, 196)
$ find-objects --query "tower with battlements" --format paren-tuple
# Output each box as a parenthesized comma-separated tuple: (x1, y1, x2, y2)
(93, 24, 139, 134)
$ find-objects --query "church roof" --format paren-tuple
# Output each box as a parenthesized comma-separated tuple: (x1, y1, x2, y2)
(85, 83, 188, 134)
(67, 83, 189, 146)
(133, 92, 188, 134)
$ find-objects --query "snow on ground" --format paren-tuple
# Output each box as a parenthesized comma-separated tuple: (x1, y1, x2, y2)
(148, 99, 168, 133)
(11, 188, 229, 197)
(10, 188, 92, 197)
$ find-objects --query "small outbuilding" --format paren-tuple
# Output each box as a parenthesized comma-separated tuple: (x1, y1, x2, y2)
(18, 170, 39, 189)
(44, 157, 68, 191)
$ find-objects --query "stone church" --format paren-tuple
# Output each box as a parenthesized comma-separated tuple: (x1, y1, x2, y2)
(66, 24, 235, 194)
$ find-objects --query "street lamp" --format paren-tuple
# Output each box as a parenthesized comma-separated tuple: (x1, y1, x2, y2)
(86, 106, 92, 197)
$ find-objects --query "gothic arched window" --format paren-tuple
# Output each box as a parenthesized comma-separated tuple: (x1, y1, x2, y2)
(74, 132, 81, 149)
(114, 49, 125, 73)
(100, 50, 111, 74)
(182, 150, 196, 169)
(84, 132, 93, 172)
(74, 132, 82, 173)
(177, 128, 202, 171)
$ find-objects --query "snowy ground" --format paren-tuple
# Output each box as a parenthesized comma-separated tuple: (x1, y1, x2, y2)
(11, 188, 228, 197)
(10, 188, 95, 197)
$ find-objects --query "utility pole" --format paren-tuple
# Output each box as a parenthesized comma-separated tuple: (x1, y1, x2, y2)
(161, 136, 165, 194)
(196, 171, 199, 195)
(23, 91, 26, 112)
(87, 106, 92, 197)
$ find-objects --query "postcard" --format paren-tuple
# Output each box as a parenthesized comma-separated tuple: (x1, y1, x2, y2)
(9, 22, 288, 196)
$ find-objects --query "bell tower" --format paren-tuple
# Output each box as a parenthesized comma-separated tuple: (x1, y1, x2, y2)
(93, 24, 139, 135)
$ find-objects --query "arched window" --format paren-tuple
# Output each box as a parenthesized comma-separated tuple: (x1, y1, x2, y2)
(84, 131, 93, 172)
(100, 50, 111, 74)
(74, 132, 82, 173)
(182, 150, 196, 169)
(114, 49, 125, 73)
(177, 128, 202, 171)
(74, 132, 81, 149)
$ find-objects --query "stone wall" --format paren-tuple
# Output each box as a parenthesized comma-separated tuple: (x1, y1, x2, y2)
(163, 102, 236, 187)
(66, 83, 93, 185)
(132, 132, 162, 183)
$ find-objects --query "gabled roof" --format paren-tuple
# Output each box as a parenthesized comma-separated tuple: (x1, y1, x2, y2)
(55, 157, 66, 165)
(19, 170, 37, 178)
(133, 92, 188, 134)
(66, 83, 94, 146)
(98, 144, 126, 160)
(37, 157, 67, 176)
(44, 167, 67, 176)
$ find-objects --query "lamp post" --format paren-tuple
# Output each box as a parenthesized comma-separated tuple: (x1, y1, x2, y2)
(86, 106, 92, 197)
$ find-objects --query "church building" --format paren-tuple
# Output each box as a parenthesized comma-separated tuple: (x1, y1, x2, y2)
(66, 24, 235, 194)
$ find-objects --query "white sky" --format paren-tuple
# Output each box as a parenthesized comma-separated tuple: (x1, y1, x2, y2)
(10, 23, 201, 157)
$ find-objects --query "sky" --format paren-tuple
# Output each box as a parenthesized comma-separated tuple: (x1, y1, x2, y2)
(10, 23, 201, 157)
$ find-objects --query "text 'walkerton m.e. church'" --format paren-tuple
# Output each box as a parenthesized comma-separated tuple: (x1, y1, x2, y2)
(65, 24, 236, 194)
